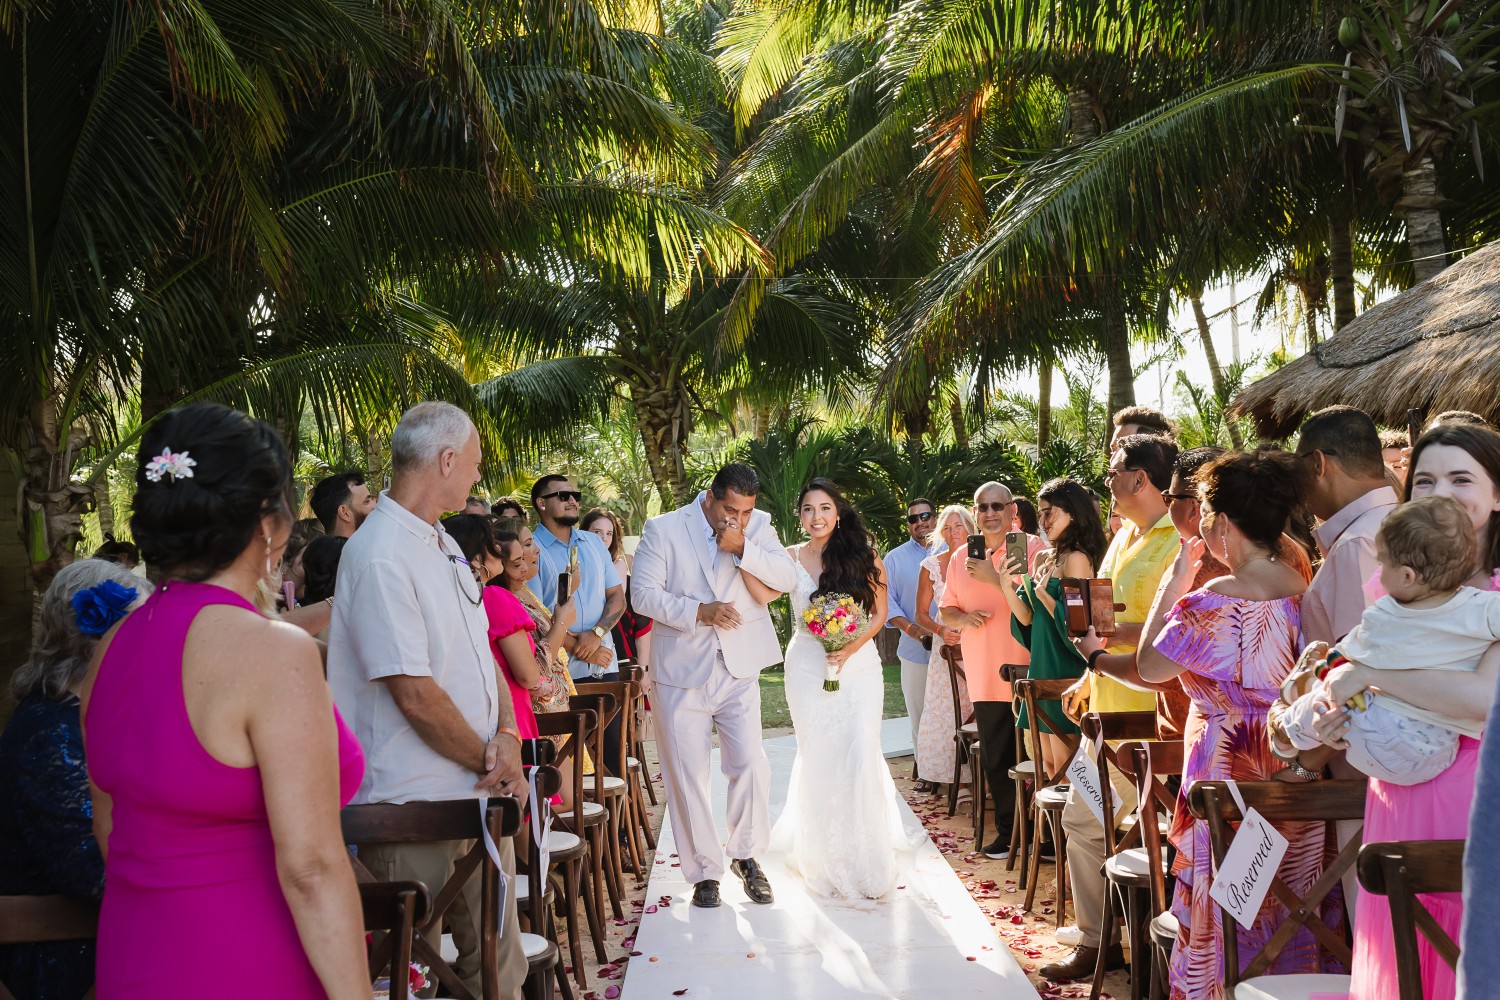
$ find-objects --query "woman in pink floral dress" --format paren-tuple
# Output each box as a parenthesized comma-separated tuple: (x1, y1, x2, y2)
(914, 505, 977, 789)
(1136, 452, 1343, 1000)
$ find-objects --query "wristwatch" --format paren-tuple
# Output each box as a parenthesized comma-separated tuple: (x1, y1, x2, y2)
(1287, 756, 1324, 781)
(591, 625, 607, 639)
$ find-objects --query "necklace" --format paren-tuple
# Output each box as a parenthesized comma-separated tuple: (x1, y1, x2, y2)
(1229, 552, 1276, 573)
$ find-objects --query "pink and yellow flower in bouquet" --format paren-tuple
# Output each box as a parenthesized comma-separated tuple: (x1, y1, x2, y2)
(800, 593, 868, 691)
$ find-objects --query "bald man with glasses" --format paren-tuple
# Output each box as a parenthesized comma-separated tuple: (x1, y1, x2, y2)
(940, 481, 1044, 858)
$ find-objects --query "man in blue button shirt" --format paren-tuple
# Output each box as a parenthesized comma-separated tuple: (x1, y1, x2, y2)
(885, 497, 938, 771)
(527, 474, 626, 771)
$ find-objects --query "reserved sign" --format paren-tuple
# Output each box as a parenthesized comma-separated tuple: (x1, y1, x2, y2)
(1066, 740, 1108, 827)
(1208, 782, 1289, 930)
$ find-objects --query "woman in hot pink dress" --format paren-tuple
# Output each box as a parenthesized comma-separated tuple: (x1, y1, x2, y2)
(81, 404, 368, 1000)
(1315, 423, 1500, 1000)
(1137, 452, 1343, 1000)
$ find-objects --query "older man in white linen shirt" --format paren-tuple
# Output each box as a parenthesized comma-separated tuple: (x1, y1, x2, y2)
(329, 401, 526, 1000)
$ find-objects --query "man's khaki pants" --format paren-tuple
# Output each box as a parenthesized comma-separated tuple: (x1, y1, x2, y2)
(1061, 764, 1139, 950)
(362, 837, 525, 1000)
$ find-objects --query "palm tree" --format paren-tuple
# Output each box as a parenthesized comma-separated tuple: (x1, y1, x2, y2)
(0, 0, 766, 583)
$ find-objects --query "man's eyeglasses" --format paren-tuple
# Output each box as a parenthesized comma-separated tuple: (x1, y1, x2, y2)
(1161, 491, 1198, 503)
(1103, 467, 1141, 484)
(538, 489, 582, 503)
(975, 501, 1014, 513)
(906, 511, 935, 524)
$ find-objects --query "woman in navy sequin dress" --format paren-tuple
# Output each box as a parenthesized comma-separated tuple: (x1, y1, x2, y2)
(0, 560, 150, 1000)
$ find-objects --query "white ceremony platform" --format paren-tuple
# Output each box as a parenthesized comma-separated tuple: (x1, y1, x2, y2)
(618, 727, 1040, 999)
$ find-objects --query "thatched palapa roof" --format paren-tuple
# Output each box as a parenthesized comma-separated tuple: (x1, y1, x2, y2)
(1231, 240, 1500, 439)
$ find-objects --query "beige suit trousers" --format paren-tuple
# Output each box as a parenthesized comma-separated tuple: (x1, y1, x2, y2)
(1061, 765, 1140, 950)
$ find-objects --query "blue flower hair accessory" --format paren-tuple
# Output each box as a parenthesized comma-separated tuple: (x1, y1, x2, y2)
(72, 579, 139, 637)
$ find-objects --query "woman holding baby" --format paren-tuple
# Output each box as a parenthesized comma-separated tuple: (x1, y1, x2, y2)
(1313, 422, 1500, 1000)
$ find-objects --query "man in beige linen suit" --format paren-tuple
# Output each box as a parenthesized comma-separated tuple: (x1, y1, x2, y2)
(631, 464, 798, 909)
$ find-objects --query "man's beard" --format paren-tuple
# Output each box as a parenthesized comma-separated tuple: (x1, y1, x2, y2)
(556, 513, 580, 527)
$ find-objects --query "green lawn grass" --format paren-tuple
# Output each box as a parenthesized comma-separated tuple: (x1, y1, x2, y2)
(758, 661, 906, 730)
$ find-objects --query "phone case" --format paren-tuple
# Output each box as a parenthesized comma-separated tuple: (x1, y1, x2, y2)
(967, 534, 986, 560)
(1060, 578, 1119, 636)
(1005, 533, 1028, 571)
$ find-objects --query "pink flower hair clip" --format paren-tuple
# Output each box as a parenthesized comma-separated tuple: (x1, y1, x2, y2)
(145, 448, 197, 483)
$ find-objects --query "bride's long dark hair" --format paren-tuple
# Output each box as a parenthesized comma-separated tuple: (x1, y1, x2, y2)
(799, 477, 880, 612)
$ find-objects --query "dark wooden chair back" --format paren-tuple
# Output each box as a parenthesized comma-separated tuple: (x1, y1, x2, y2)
(999, 663, 1031, 767)
(534, 708, 596, 818)
(1014, 677, 1082, 786)
(569, 691, 619, 785)
(340, 796, 522, 1000)
(944, 645, 974, 727)
(359, 881, 432, 1000)
(1132, 740, 1185, 916)
(1187, 779, 1366, 987)
(1080, 711, 1157, 856)
(1357, 839, 1464, 1000)
(573, 684, 629, 778)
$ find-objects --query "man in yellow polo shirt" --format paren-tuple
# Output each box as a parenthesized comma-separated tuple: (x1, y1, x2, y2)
(1041, 432, 1180, 982)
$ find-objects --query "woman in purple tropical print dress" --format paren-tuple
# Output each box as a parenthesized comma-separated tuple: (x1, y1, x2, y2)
(1135, 453, 1344, 1000)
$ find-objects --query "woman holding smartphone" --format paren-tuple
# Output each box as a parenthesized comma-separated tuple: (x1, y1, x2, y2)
(999, 478, 1108, 781)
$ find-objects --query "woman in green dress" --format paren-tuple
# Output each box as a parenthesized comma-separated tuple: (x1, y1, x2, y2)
(1001, 478, 1109, 781)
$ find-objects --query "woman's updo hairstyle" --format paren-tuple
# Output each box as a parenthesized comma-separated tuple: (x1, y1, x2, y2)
(1197, 450, 1301, 553)
(131, 403, 293, 580)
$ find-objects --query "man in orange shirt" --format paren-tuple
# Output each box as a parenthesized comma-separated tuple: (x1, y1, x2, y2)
(940, 480, 1045, 859)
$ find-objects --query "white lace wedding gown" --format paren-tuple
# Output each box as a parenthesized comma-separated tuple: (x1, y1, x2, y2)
(770, 559, 927, 899)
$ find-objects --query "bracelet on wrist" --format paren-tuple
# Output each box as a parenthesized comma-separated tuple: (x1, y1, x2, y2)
(1087, 648, 1107, 671)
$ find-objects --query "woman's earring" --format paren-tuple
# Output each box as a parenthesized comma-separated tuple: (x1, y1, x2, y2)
(264, 535, 274, 579)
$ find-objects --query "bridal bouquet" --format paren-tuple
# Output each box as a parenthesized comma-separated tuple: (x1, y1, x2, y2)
(801, 594, 868, 692)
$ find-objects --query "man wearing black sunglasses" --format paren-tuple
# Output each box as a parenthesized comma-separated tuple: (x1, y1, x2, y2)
(885, 498, 937, 766)
(527, 474, 627, 772)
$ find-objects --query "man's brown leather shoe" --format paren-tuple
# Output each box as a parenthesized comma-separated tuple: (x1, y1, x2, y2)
(1038, 944, 1126, 982)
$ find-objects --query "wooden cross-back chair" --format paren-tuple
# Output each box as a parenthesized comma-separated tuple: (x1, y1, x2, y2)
(0, 895, 99, 1000)
(1188, 779, 1366, 999)
(340, 796, 522, 1000)
(575, 679, 650, 877)
(620, 664, 660, 827)
(1015, 675, 1084, 923)
(359, 881, 430, 1000)
(999, 663, 1033, 881)
(1130, 740, 1185, 1000)
(1080, 714, 1167, 1000)
(517, 763, 573, 1000)
(568, 689, 625, 920)
(533, 710, 608, 981)
(1357, 839, 1465, 1000)
(945, 646, 983, 831)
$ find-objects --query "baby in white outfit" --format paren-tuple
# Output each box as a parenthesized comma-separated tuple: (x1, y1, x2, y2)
(1282, 496, 1500, 784)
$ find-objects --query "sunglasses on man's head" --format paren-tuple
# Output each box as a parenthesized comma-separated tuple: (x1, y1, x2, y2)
(539, 489, 582, 503)
(975, 501, 1013, 513)
(906, 511, 935, 524)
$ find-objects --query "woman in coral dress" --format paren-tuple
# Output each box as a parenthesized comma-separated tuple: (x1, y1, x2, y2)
(1137, 452, 1343, 1000)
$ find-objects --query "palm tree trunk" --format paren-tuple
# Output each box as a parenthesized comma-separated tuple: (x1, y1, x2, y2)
(632, 387, 692, 508)
(1299, 281, 1320, 352)
(950, 396, 968, 449)
(1102, 299, 1134, 417)
(1401, 156, 1448, 282)
(95, 476, 114, 538)
(1037, 361, 1053, 451)
(1189, 293, 1242, 449)
(1329, 217, 1357, 330)
(18, 393, 90, 589)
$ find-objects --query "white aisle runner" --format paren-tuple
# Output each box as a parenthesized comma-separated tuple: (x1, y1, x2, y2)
(620, 737, 1040, 999)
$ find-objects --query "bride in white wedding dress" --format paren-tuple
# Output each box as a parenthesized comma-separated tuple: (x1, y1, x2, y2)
(769, 478, 927, 899)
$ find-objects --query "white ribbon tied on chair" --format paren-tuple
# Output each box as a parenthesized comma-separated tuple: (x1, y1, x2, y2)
(1208, 779, 1289, 930)
(477, 796, 511, 932)
(1066, 735, 1108, 827)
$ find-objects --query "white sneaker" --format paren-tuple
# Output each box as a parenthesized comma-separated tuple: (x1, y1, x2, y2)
(1056, 925, 1083, 947)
